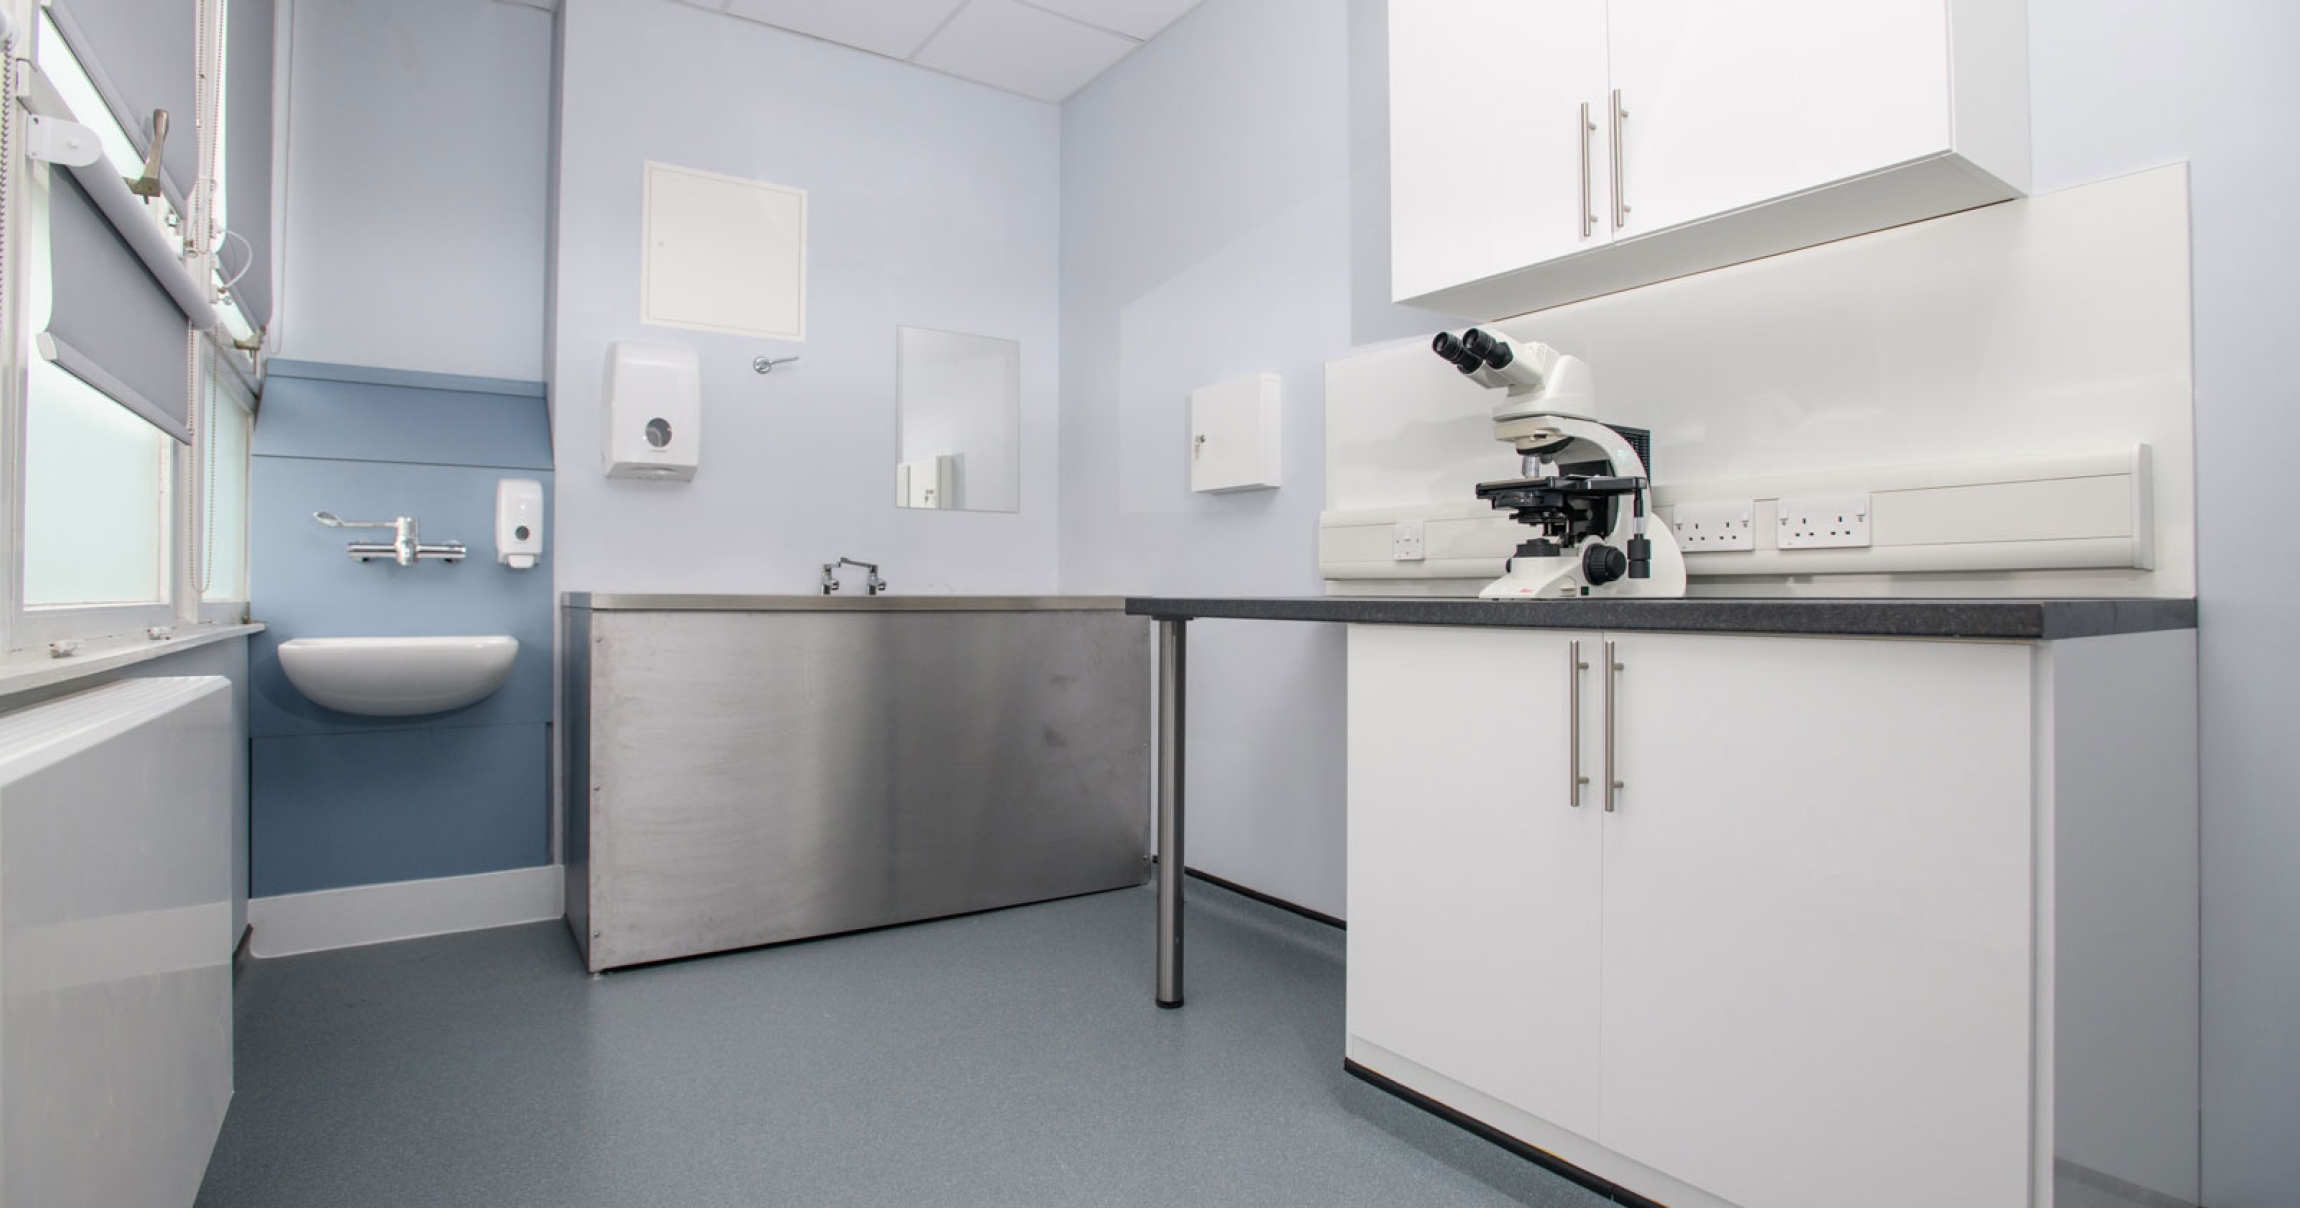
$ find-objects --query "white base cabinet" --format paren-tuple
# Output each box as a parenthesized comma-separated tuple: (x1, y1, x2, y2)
(1347, 624, 2200, 1208)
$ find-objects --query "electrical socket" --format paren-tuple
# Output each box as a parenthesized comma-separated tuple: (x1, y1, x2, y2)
(1776, 493, 1873, 549)
(1391, 520, 1426, 562)
(1671, 500, 1755, 551)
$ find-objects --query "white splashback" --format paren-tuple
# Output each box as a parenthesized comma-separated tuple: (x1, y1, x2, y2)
(0, 677, 234, 1208)
(1325, 164, 2195, 598)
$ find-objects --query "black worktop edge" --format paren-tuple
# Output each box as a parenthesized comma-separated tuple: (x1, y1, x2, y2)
(1122, 597, 2197, 641)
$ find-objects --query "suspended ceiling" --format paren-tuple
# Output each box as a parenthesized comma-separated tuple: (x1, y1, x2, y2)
(670, 0, 1206, 103)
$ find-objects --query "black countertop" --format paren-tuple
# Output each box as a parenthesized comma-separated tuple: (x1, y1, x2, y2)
(1123, 597, 2197, 641)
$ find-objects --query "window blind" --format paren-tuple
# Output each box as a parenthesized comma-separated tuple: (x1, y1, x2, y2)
(225, 0, 272, 326)
(41, 172, 192, 443)
(45, 0, 199, 214)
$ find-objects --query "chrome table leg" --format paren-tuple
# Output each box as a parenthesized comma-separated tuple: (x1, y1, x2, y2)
(1156, 617, 1186, 1008)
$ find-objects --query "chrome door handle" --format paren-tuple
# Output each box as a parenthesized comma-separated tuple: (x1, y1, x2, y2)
(1579, 102, 1597, 239)
(1604, 640, 1623, 812)
(1568, 640, 1590, 805)
(1609, 89, 1630, 232)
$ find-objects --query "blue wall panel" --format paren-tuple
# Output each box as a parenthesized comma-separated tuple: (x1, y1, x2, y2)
(248, 456, 552, 738)
(249, 361, 553, 896)
(251, 724, 549, 895)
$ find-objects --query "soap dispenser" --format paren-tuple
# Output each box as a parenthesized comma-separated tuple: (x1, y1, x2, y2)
(496, 479, 544, 569)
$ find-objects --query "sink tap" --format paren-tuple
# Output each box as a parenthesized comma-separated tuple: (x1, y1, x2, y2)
(821, 557, 886, 596)
(315, 512, 467, 566)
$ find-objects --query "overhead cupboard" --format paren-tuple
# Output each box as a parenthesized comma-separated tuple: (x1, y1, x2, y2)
(1388, 0, 2031, 317)
(1346, 623, 2201, 1208)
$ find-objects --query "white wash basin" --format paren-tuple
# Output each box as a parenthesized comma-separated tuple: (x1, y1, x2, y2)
(278, 636, 519, 717)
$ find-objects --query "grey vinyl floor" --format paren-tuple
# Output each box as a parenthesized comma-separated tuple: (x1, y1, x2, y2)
(195, 878, 1614, 1207)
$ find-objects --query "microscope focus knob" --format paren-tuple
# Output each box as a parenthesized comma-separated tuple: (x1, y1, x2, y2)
(1582, 543, 1628, 586)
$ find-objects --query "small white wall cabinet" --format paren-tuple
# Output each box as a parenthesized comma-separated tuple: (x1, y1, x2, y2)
(1347, 624, 2200, 1208)
(1189, 373, 1283, 493)
(1388, 0, 2029, 318)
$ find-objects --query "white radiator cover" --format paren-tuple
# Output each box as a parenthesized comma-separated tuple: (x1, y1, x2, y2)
(0, 676, 235, 1208)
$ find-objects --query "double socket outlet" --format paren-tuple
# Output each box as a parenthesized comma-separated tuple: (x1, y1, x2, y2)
(1672, 493, 1873, 552)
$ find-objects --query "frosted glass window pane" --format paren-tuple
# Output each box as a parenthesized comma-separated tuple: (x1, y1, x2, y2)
(24, 355, 173, 607)
(201, 379, 250, 602)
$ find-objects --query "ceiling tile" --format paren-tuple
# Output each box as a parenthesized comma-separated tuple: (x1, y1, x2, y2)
(723, 0, 966, 61)
(1018, 0, 1202, 41)
(912, 0, 1138, 103)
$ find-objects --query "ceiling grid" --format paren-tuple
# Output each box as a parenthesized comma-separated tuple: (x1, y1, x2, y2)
(668, 0, 1204, 102)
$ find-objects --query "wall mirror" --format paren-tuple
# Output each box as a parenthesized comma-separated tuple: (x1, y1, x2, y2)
(896, 327, 1020, 512)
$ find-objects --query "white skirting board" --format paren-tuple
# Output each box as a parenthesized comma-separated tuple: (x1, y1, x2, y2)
(248, 865, 565, 958)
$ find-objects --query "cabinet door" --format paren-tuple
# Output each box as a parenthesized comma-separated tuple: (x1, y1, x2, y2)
(1347, 625, 1604, 1139)
(1389, 0, 1611, 302)
(1606, 0, 1953, 236)
(1599, 634, 2034, 1208)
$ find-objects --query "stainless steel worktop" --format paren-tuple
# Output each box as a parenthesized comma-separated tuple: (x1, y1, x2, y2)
(563, 593, 1127, 612)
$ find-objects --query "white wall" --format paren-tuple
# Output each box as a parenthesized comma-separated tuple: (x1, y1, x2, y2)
(1057, 0, 1460, 917)
(2027, 5, 2300, 1204)
(276, 0, 552, 380)
(550, 0, 1061, 595)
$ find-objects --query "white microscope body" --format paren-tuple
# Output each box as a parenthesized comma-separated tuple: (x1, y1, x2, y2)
(1429, 329, 1687, 601)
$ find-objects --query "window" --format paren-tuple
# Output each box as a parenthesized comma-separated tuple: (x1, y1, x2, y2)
(19, 133, 176, 612)
(23, 355, 175, 606)
(199, 342, 252, 606)
(3, 0, 255, 649)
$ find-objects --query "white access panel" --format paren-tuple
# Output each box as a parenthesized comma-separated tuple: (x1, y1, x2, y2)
(1598, 634, 2034, 1208)
(641, 161, 807, 340)
(0, 676, 235, 1208)
(1189, 373, 1281, 493)
(1347, 625, 1605, 1140)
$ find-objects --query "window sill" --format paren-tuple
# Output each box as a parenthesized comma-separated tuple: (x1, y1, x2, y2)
(0, 622, 266, 700)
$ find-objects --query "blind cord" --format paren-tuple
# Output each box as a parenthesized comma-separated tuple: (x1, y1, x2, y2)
(1, 35, 15, 371)
(187, 0, 220, 600)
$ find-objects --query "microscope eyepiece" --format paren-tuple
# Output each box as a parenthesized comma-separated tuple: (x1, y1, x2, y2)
(1431, 332, 1484, 375)
(1462, 328, 1516, 370)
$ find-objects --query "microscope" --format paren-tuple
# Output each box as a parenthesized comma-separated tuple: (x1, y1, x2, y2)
(1431, 328, 1687, 600)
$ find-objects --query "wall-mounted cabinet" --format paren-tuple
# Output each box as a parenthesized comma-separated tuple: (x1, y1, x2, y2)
(1388, 0, 2029, 318)
(1347, 622, 2199, 1208)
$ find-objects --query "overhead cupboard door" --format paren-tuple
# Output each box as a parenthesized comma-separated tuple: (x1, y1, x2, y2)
(1388, 0, 1612, 300)
(1603, 0, 1954, 235)
(1596, 633, 2035, 1208)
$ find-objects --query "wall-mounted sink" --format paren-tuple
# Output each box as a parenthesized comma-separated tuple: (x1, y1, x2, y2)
(278, 636, 518, 717)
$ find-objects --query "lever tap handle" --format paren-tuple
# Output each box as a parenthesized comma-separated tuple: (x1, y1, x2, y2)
(313, 511, 401, 530)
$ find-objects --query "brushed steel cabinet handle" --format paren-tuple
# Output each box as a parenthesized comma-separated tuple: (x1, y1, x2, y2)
(1609, 89, 1631, 231)
(1579, 102, 1597, 239)
(1569, 640, 1590, 805)
(1604, 640, 1623, 812)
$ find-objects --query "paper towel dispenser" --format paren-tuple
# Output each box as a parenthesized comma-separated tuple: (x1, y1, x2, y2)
(603, 341, 700, 481)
